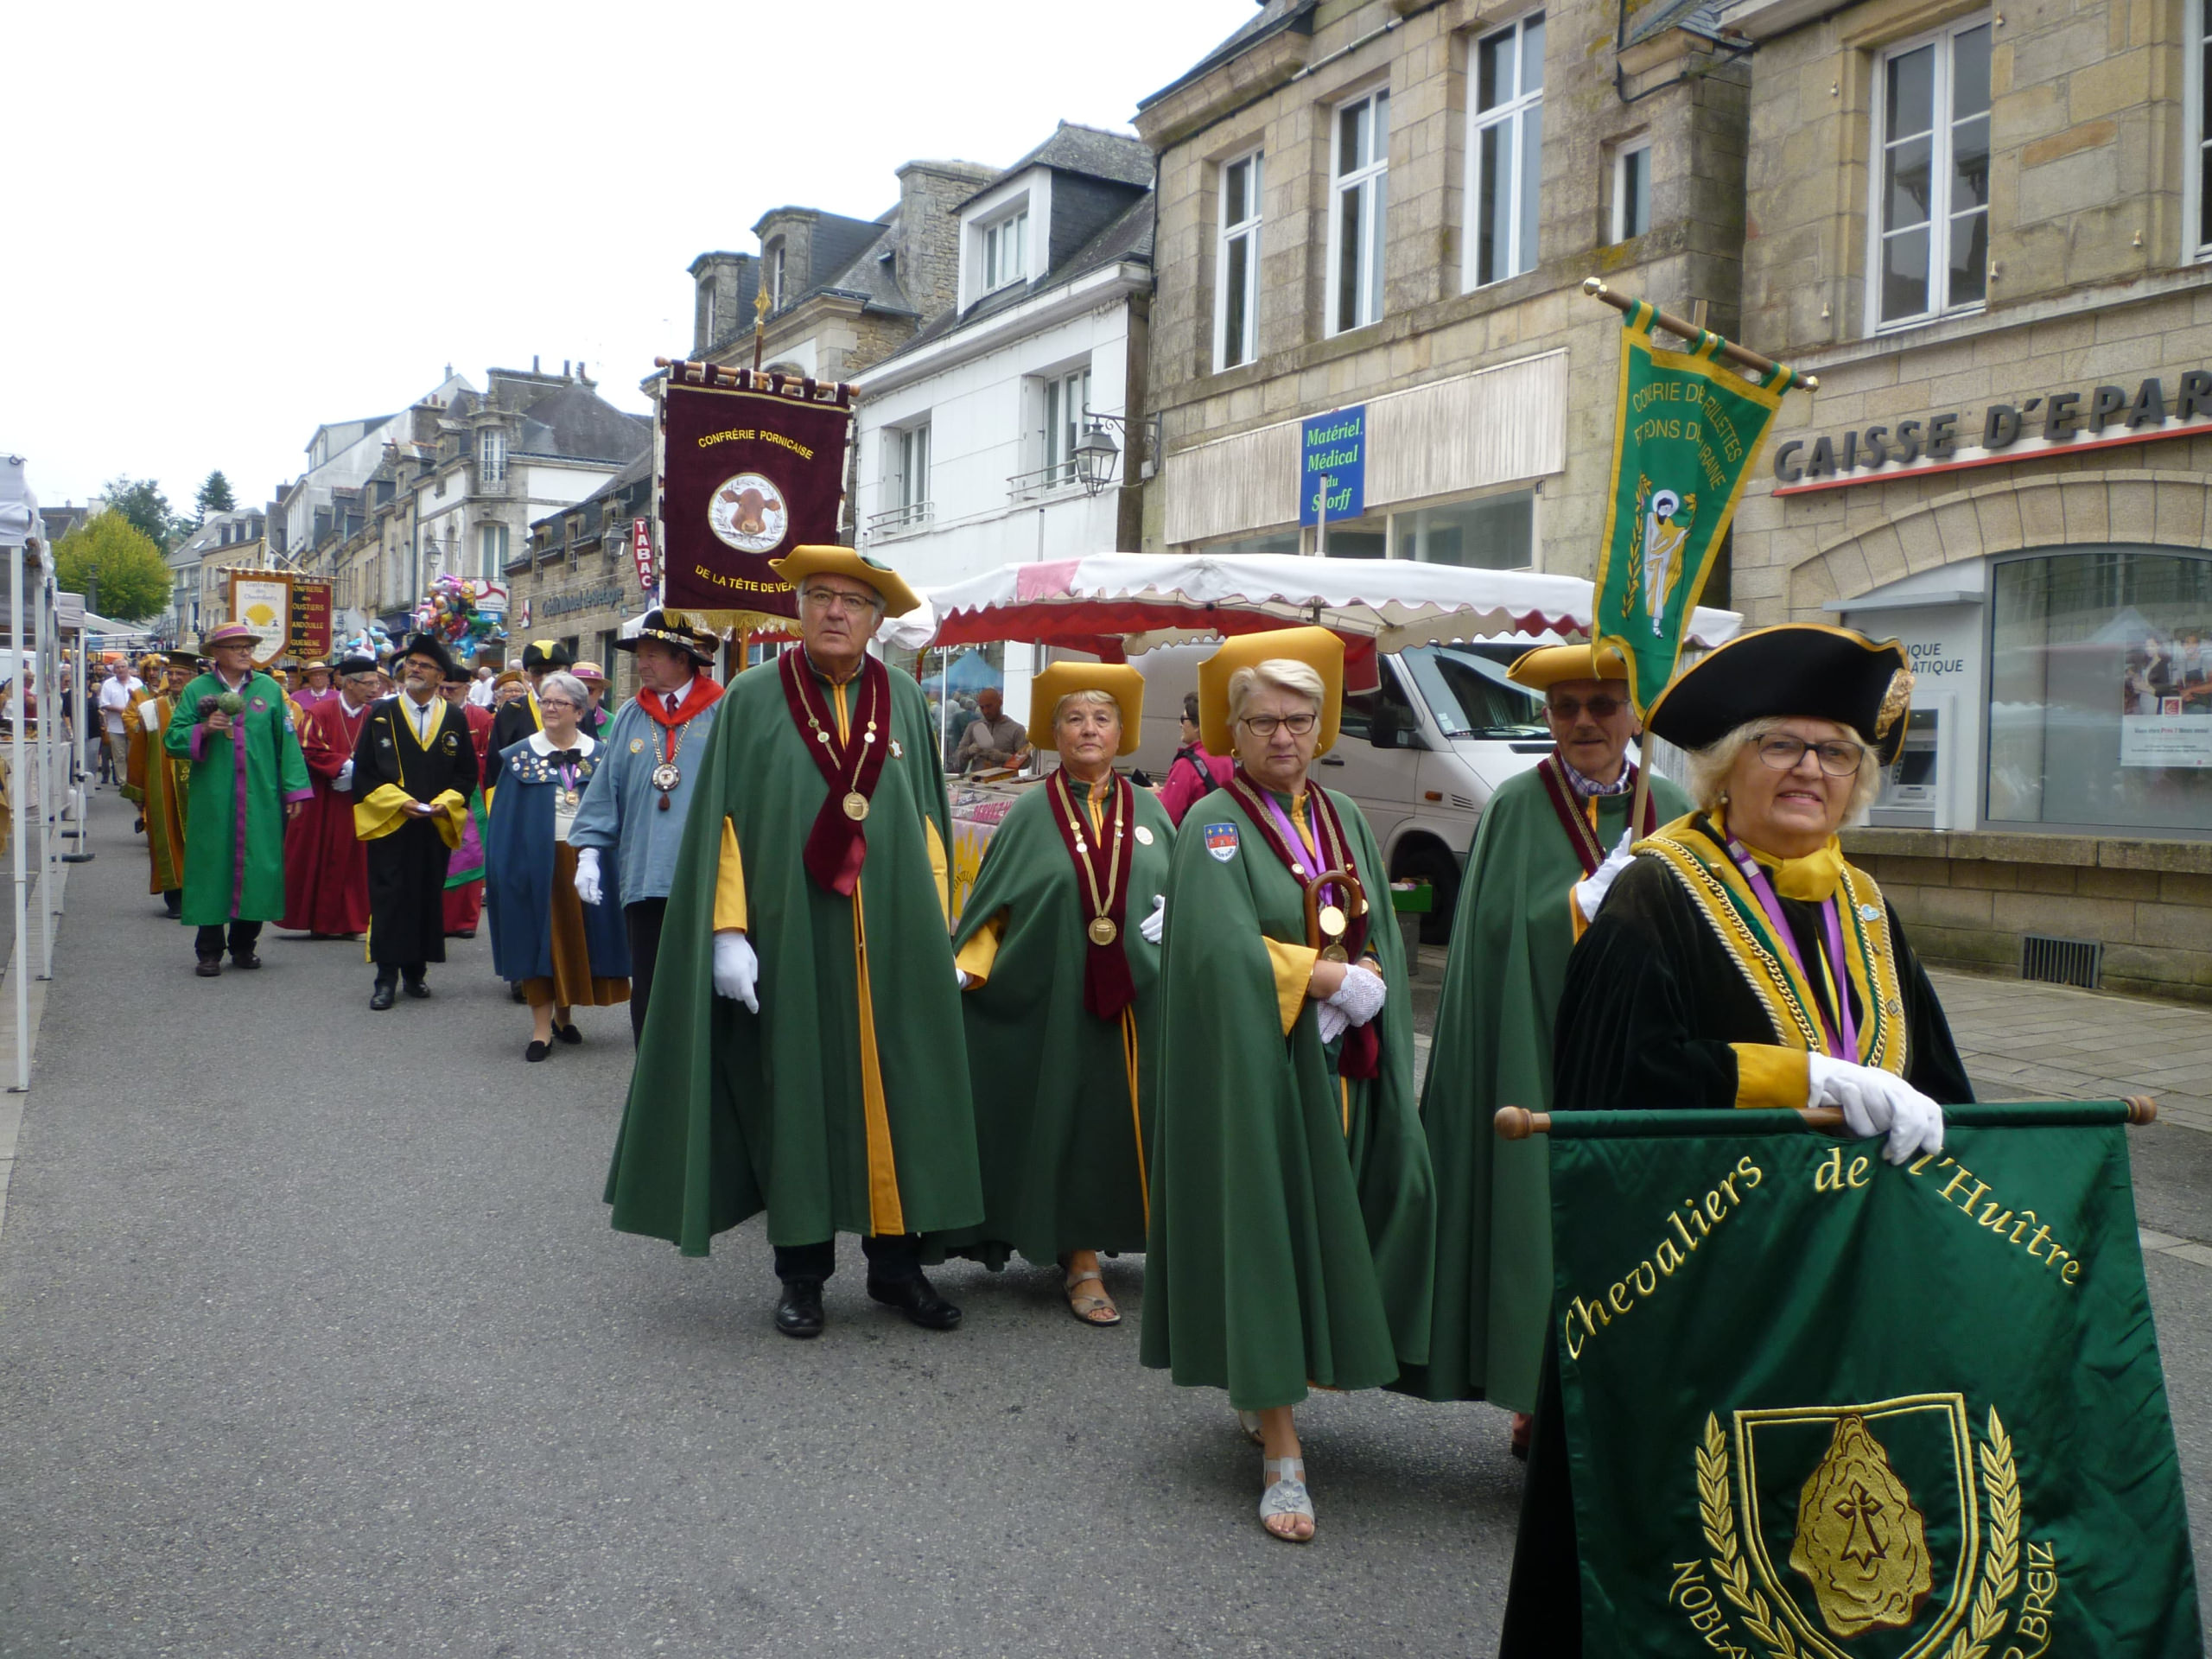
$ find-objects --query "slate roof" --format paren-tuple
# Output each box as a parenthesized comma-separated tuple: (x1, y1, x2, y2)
(960, 122, 1154, 208)
(511, 384, 651, 464)
(1623, 0, 1732, 45)
(1137, 0, 1317, 111)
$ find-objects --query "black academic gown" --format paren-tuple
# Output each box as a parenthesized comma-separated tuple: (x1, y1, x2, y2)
(488, 691, 540, 755)
(353, 695, 480, 969)
(1497, 813, 1972, 1658)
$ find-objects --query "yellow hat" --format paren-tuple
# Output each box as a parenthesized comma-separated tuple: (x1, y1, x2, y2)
(770, 544, 921, 619)
(1506, 642, 1630, 691)
(1027, 662, 1146, 754)
(1197, 626, 1344, 759)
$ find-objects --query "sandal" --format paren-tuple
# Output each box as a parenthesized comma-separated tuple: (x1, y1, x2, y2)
(1259, 1455, 1315, 1542)
(1236, 1409, 1264, 1445)
(1064, 1269, 1121, 1326)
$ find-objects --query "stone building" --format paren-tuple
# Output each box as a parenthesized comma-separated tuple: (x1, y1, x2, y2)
(512, 451, 656, 700)
(169, 508, 271, 643)
(1721, 0, 2212, 998)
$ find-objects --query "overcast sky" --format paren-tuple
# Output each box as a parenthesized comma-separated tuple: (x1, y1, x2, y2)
(3, 0, 1249, 514)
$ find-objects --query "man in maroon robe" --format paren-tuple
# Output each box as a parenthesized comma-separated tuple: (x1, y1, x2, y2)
(280, 653, 378, 938)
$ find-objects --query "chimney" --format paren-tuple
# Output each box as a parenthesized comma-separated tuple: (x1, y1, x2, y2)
(563, 359, 570, 377)
(533, 355, 541, 372)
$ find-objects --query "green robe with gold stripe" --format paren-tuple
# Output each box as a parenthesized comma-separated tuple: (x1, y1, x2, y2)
(1140, 784, 1434, 1409)
(939, 775, 1174, 1268)
(604, 654, 982, 1255)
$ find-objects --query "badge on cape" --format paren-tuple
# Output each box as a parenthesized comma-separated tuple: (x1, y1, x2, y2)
(250, 696, 267, 710)
(1134, 823, 1154, 846)
(1204, 822, 1239, 862)
(630, 736, 645, 753)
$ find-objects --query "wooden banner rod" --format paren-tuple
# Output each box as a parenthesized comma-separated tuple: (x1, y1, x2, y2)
(652, 357, 856, 406)
(1581, 277, 1818, 393)
(1492, 1096, 2158, 1140)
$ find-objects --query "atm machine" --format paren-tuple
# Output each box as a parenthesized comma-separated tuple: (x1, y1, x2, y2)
(1872, 695, 1954, 828)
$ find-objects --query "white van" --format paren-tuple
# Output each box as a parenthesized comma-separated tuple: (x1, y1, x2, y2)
(1120, 640, 1560, 941)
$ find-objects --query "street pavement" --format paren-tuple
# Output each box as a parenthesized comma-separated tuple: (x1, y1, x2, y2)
(0, 792, 2204, 1656)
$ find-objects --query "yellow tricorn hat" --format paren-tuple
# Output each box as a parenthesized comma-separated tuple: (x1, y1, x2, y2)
(1506, 642, 1631, 691)
(1197, 626, 1344, 759)
(1027, 662, 1146, 754)
(770, 544, 922, 620)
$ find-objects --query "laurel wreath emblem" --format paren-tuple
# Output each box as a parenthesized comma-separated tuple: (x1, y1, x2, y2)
(1695, 1408, 2020, 1659)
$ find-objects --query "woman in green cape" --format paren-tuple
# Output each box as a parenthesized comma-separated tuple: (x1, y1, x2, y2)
(947, 663, 1173, 1322)
(1141, 626, 1435, 1543)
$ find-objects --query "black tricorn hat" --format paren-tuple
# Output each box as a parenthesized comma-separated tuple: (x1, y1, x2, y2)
(397, 632, 458, 678)
(1645, 624, 1915, 766)
(521, 639, 572, 671)
(613, 609, 716, 667)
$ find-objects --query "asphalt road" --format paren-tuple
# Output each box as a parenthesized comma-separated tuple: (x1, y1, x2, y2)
(0, 795, 2203, 1656)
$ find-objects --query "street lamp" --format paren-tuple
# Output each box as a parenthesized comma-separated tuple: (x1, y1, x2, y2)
(1072, 423, 1120, 497)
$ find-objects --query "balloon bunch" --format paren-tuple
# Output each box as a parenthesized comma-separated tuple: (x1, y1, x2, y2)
(337, 620, 395, 662)
(411, 575, 506, 664)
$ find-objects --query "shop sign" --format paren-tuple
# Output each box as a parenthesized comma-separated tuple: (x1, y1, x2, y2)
(631, 518, 653, 592)
(1772, 371, 2212, 494)
(1300, 406, 1365, 526)
(538, 583, 623, 620)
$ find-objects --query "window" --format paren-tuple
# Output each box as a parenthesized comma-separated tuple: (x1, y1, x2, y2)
(1871, 16, 1990, 329)
(983, 210, 1028, 292)
(767, 243, 785, 310)
(701, 282, 716, 344)
(870, 422, 933, 537)
(2193, 0, 2212, 257)
(479, 429, 505, 484)
(1042, 365, 1092, 486)
(1329, 89, 1389, 334)
(1216, 150, 1263, 371)
(1613, 136, 1651, 243)
(478, 523, 509, 580)
(1396, 493, 1535, 569)
(1469, 12, 1544, 288)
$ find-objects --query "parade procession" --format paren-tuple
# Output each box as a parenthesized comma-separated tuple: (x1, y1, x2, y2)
(4, 0, 2210, 1650)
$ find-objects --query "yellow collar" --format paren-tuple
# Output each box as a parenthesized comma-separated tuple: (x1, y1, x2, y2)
(1718, 810, 1847, 902)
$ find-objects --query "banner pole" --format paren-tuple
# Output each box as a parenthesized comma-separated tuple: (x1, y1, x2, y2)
(1580, 277, 1819, 391)
(1495, 1097, 2159, 1139)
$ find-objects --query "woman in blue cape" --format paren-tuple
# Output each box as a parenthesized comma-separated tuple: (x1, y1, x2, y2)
(486, 670, 630, 1060)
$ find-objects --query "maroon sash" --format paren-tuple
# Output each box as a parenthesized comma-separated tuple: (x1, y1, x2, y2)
(1044, 769, 1137, 1020)
(1224, 773, 1380, 1079)
(779, 651, 893, 896)
(1535, 753, 1658, 877)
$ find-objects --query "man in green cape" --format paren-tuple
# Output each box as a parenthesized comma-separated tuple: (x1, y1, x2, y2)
(163, 623, 311, 976)
(1397, 643, 1689, 1446)
(605, 546, 982, 1340)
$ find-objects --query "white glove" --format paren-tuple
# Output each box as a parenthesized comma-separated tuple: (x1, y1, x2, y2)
(1315, 962, 1386, 1045)
(1572, 830, 1638, 925)
(712, 930, 760, 1011)
(573, 846, 603, 907)
(1807, 1053, 1945, 1166)
(957, 966, 973, 990)
(1138, 894, 1166, 944)
(334, 760, 354, 792)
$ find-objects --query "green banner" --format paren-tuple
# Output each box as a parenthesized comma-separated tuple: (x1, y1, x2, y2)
(1551, 1104, 2200, 1658)
(1594, 301, 1797, 714)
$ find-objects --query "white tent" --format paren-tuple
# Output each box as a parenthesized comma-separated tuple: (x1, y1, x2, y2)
(0, 459, 67, 1091)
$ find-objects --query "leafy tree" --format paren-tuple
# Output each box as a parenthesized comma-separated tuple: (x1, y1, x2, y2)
(99, 476, 176, 549)
(54, 513, 172, 622)
(195, 470, 237, 518)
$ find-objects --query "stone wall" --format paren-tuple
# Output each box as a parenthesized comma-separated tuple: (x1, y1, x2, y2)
(1847, 826, 2212, 1003)
(894, 161, 1000, 321)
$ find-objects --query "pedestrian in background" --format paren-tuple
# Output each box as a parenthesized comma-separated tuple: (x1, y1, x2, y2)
(486, 671, 628, 1060)
(164, 624, 311, 976)
(99, 657, 140, 785)
(953, 686, 1029, 774)
(1157, 690, 1233, 824)
(569, 610, 723, 1044)
(571, 661, 610, 739)
(467, 664, 498, 708)
(440, 664, 495, 938)
(490, 639, 569, 753)
(352, 633, 477, 1009)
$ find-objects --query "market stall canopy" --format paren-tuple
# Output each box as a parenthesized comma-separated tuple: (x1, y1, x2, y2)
(887, 554, 1742, 690)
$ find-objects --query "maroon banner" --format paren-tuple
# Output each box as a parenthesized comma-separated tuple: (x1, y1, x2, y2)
(289, 578, 334, 661)
(658, 369, 855, 620)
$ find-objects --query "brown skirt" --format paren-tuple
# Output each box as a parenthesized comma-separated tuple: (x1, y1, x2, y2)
(524, 843, 629, 1010)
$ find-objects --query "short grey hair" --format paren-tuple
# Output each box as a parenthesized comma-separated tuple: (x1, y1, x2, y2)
(1687, 716, 1885, 825)
(537, 671, 590, 711)
(1052, 688, 1122, 729)
(1226, 659, 1325, 725)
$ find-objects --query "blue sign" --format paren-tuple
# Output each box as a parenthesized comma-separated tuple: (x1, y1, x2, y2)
(1300, 405, 1366, 527)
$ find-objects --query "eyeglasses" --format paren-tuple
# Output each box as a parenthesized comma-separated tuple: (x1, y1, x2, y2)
(1548, 694, 1624, 721)
(1238, 712, 1319, 738)
(802, 588, 879, 615)
(538, 697, 579, 712)
(1756, 734, 1866, 776)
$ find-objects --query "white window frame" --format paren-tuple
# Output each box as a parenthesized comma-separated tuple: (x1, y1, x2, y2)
(701, 282, 716, 343)
(1612, 134, 1651, 244)
(2189, 0, 2212, 260)
(479, 429, 505, 485)
(1465, 10, 1545, 289)
(478, 522, 508, 580)
(1042, 365, 1093, 486)
(982, 207, 1029, 294)
(1326, 86, 1390, 336)
(767, 244, 785, 310)
(1214, 149, 1263, 372)
(1866, 14, 1992, 334)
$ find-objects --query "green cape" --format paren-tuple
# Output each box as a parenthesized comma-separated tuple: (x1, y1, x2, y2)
(1139, 785, 1435, 1409)
(604, 657, 982, 1255)
(1395, 764, 1691, 1410)
(939, 776, 1174, 1267)
(162, 671, 309, 926)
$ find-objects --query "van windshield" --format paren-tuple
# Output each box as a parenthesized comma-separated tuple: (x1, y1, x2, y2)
(1401, 645, 1548, 739)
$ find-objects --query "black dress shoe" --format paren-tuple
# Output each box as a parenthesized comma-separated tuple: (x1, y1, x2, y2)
(524, 1039, 550, 1062)
(369, 983, 396, 1010)
(194, 957, 221, 978)
(509, 982, 526, 1004)
(230, 950, 261, 970)
(776, 1280, 825, 1339)
(403, 980, 430, 999)
(867, 1273, 962, 1332)
(553, 1021, 582, 1045)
